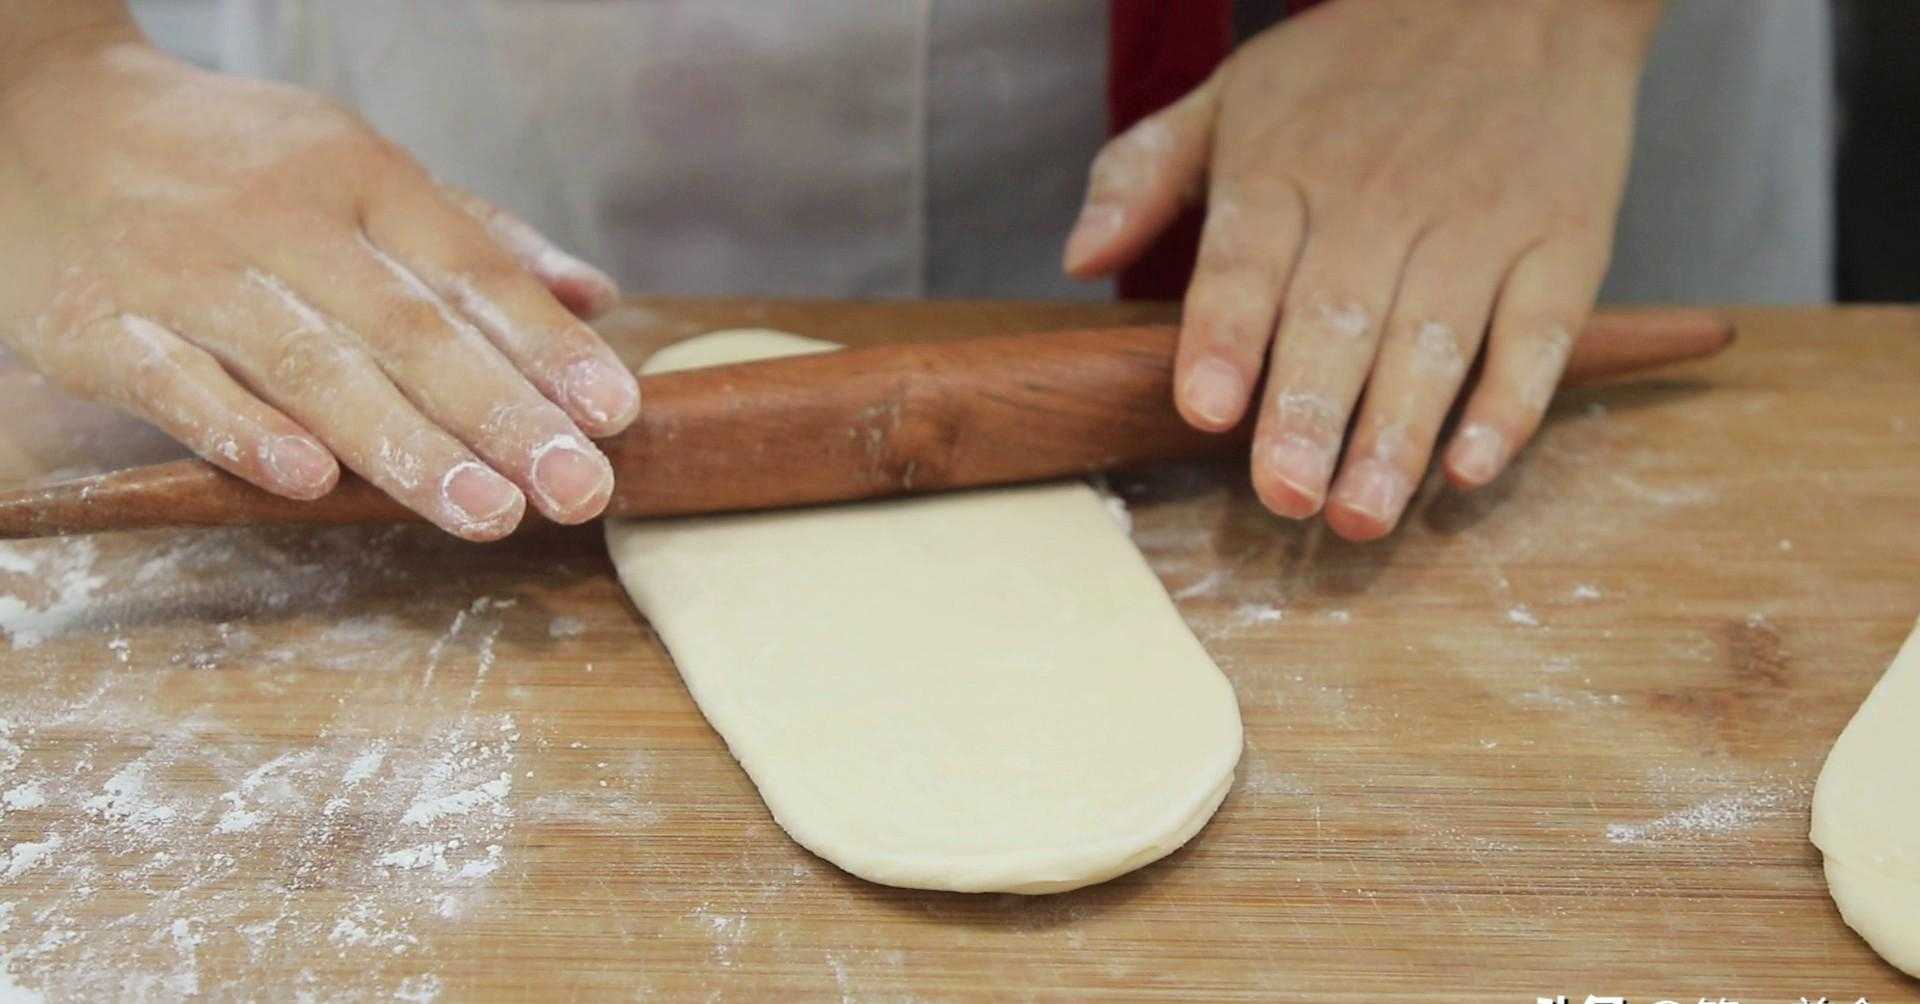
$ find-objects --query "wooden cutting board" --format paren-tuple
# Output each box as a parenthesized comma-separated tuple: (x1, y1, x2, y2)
(0, 298, 1914, 1001)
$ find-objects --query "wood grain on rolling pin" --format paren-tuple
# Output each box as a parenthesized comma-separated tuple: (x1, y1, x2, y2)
(0, 308, 1731, 538)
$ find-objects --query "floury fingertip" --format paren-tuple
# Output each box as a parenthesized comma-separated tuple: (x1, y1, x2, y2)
(1449, 423, 1507, 486)
(562, 358, 640, 431)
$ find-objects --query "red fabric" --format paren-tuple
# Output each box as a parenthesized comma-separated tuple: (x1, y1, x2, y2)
(1107, 0, 1232, 300)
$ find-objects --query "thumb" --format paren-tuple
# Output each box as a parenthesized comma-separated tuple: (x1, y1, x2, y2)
(1062, 75, 1220, 279)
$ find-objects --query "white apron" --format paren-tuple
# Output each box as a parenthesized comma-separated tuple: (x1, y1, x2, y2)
(210, 0, 1110, 300)
(131, 0, 1831, 303)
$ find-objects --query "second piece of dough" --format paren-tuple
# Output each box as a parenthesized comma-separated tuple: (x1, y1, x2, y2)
(1811, 615, 1920, 977)
(606, 329, 1244, 894)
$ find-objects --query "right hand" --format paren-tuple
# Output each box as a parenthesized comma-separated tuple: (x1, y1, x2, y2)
(0, 26, 638, 540)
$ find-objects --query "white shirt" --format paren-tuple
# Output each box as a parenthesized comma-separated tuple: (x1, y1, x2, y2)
(215, 0, 1112, 300)
(133, 0, 1831, 303)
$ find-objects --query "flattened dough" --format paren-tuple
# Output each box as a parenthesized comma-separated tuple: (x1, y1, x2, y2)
(1811, 616, 1920, 977)
(606, 329, 1243, 893)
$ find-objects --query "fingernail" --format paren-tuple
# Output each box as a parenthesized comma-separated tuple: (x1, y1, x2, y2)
(265, 436, 336, 498)
(1063, 203, 1124, 272)
(1335, 460, 1410, 525)
(563, 359, 641, 430)
(1451, 423, 1507, 485)
(1181, 358, 1245, 428)
(443, 461, 523, 534)
(531, 436, 614, 521)
(1265, 434, 1334, 506)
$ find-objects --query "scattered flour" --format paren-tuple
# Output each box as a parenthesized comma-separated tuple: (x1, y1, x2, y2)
(0, 524, 651, 998)
(342, 744, 390, 787)
(2, 785, 44, 811)
(547, 616, 586, 640)
(394, 973, 445, 1003)
(2, 836, 61, 880)
(0, 522, 593, 999)
(212, 792, 263, 835)
(1233, 603, 1284, 627)
(1570, 583, 1603, 601)
(1505, 604, 1541, 627)
(81, 757, 178, 832)
(1238, 755, 1311, 798)
(401, 774, 512, 828)
(1605, 788, 1787, 844)
(689, 905, 751, 968)
(0, 540, 108, 650)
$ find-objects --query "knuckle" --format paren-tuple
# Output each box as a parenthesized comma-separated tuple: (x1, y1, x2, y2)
(1293, 293, 1375, 343)
(271, 326, 362, 387)
(367, 423, 450, 496)
(1269, 388, 1343, 442)
(1184, 282, 1273, 351)
(478, 397, 571, 450)
(369, 297, 459, 353)
(1195, 203, 1259, 273)
(444, 186, 500, 226)
(1357, 419, 1420, 469)
(1403, 318, 1471, 377)
(123, 350, 184, 412)
(453, 252, 529, 295)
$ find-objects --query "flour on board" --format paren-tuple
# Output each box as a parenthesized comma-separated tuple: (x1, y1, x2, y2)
(1605, 788, 1789, 844)
(0, 526, 674, 999)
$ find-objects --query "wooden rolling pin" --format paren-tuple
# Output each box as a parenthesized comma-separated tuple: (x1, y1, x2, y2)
(0, 309, 1731, 539)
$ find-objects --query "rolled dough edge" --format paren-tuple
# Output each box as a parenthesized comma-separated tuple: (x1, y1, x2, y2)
(1820, 857, 1920, 978)
(746, 734, 1238, 896)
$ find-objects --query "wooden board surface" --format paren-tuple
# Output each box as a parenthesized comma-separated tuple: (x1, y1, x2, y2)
(0, 299, 1916, 1001)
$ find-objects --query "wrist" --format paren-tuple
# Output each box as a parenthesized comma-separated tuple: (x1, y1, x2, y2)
(0, 1, 143, 95)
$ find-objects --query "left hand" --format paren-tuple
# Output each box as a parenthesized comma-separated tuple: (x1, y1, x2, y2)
(1064, 0, 1664, 540)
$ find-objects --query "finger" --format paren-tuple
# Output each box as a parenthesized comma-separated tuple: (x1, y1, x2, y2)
(191, 271, 527, 541)
(439, 185, 622, 320)
(369, 185, 640, 435)
(293, 231, 615, 524)
(68, 313, 338, 500)
(1443, 236, 1606, 489)
(1248, 215, 1417, 520)
(1173, 182, 1307, 431)
(1324, 229, 1511, 540)
(1062, 76, 1219, 278)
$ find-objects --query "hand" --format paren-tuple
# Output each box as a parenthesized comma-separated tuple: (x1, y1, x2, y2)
(1065, 0, 1662, 540)
(0, 22, 634, 540)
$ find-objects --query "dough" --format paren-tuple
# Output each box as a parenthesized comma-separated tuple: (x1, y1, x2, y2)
(1811, 615, 1920, 977)
(606, 330, 1243, 894)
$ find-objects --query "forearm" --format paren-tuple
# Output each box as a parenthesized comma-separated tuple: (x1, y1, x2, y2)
(0, 1, 141, 92)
